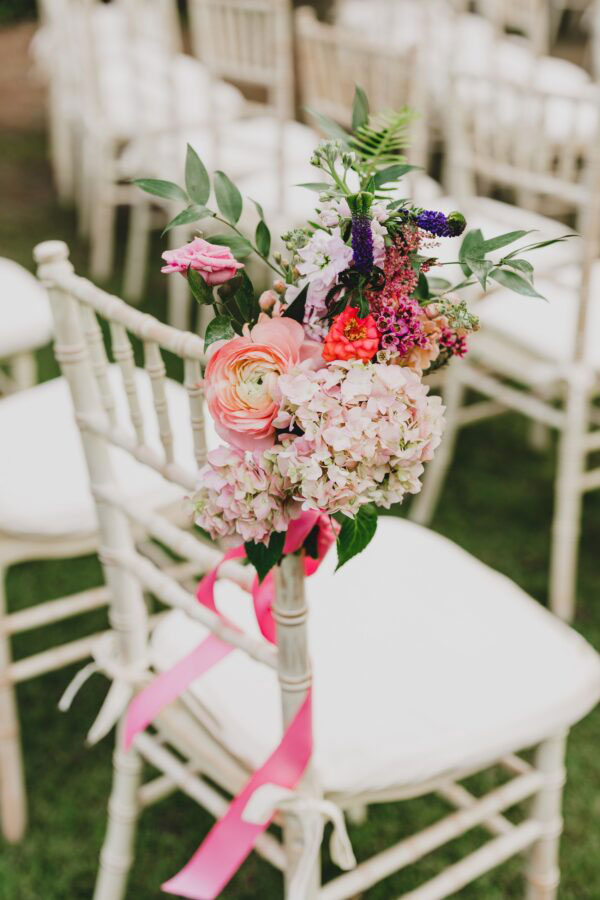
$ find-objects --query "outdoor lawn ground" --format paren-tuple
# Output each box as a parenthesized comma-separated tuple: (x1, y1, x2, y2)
(0, 21, 599, 900)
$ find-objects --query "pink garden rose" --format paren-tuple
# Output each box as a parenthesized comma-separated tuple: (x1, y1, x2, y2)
(204, 317, 323, 451)
(161, 237, 243, 285)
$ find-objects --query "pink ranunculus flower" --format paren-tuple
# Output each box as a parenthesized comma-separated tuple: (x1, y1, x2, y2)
(204, 317, 323, 451)
(161, 237, 244, 285)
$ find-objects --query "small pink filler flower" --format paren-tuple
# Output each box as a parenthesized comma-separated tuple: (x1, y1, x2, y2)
(204, 317, 322, 451)
(161, 237, 244, 285)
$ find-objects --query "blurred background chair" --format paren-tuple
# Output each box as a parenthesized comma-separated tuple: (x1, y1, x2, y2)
(411, 76, 600, 624)
(0, 257, 53, 392)
(0, 252, 219, 842)
(38, 239, 600, 900)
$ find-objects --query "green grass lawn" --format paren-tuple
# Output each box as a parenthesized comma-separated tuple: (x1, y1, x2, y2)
(0, 129, 599, 899)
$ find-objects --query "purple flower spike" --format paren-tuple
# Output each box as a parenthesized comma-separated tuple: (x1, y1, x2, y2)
(351, 213, 374, 274)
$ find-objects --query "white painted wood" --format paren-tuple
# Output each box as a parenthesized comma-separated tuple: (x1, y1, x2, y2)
(411, 75, 600, 619)
(0, 567, 27, 842)
(525, 732, 567, 900)
(37, 244, 595, 900)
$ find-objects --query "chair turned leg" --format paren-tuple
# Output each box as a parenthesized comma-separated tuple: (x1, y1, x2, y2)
(409, 365, 465, 526)
(123, 201, 152, 303)
(0, 567, 27, 842)
(90, 185, 116, 282)
(93, 727, 142, 900)
(525, 733, 567, 900)
(167, 223, 192, 330)
(11, 353, 37, 391)
(548, 375, 588, 621)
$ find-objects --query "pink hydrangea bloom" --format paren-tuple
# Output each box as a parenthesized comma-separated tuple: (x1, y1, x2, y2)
(192, 445, 301, 544)
(267, 360, 445, 516)
(161, 237, 244, 285)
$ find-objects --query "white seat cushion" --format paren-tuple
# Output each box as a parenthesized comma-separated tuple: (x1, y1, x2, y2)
(151, 517, 600, 797)
(0, 366, 203, 538)
(430, 196, 580, 294)
(0, 258, 53, 358)
(473, 261, 600, 370)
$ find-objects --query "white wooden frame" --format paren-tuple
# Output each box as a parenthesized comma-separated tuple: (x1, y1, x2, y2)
(37, 238, 573, 899)
(411, 75, 600, 623)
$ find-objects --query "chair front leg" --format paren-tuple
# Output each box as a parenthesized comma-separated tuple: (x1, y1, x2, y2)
(525, 732, 567, 900)
(549, 373, 589, 621)
(0, 566, 27, 842)
(93, 721, 142, 900)
(410, 364, 465, 526)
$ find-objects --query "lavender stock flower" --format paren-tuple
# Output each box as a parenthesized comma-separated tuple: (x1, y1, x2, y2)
(351, 213, 374, 274)
(401, 208, 467, 238)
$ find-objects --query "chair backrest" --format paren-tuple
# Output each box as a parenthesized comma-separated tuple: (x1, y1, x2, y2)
(295, 6, 427, 165)
(34, 240, 308, 733)
(477, 0, 550, 54)
(592, 0, 600, 81)
(448, 71, 600, 361)
(188, 0, 295, 121)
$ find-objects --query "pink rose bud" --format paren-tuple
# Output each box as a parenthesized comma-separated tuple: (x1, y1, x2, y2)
(258, 289, 278, 311)
(161, 237, 244, 286)
(273, 280, 286, 295)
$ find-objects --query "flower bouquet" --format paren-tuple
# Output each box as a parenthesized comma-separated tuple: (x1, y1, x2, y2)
(136, 88, 566, 580)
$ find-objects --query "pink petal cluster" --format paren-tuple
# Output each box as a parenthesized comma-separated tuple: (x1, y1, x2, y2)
(266, 360, 445, 517)
(192, 445, 301, 544)
(161, 237, 244, 285)
(204, 317, 323, 451)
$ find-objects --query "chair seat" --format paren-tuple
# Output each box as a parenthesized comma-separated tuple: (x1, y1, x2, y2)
(0, 366, 206, 538)
(431, 196, 580, 287)
(151, 517, 600, 798)
(0, 258, 53, 359)
(472, 262, 600, 372)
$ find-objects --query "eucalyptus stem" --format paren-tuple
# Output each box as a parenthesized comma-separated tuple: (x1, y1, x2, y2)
(213, 214, 285, 278)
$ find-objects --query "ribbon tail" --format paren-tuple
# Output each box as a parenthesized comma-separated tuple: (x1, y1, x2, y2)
(123, 635, 232, 751)
(88, 679, 133, 746)
(162, 692, 313, 900)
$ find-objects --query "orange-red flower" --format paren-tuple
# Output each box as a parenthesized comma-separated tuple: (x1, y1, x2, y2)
(322, 306, 380, 362)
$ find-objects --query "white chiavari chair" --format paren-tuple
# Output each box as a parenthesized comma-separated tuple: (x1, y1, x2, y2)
(477, 0, 552, 53)
(0, 254, 217, 842)
(295, 5, 442, 206)
(0, 258, 53, 393)
(411, 76, 600, 623)
(37, 238, 600, 900)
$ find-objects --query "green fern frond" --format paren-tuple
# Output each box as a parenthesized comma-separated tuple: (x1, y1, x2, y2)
(350, 108, 413, 170)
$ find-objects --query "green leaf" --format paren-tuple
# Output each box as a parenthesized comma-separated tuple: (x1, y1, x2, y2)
(503, 258, 534, 277)
(255, 219, 271, 257)
(334, 504, 378, 570)
(218, 271, 259, 328)
(502, 234, 575, 259)
(133, 178, 188, 203)
(204, 314, 235, 352)
(296, 181, 338, 192)
(161, 204, 214, 236)
(350, 108, 413, 167)
(185, 144, 210, 206)
(351, 84, 370, 132)
(214, 171, 243, 223)
(465, 256, 493, 290)
(491, 268, 544, 299)
(249, 197, 265, 220)
(187, 266, 214, 305)
(305, 108, 352, 144)
(208, 234, 252, 258)
(427, 276, 451, 292)
(373, 163, 416, 189)
(414, 272, 430, 301)
(244, 532, 286, 583)
(282, 283, 309, 323)
(480, 230, 533, 254)
(459, 229, 484, 276)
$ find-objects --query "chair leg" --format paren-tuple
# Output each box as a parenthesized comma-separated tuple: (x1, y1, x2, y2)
(90, 185, 117, 282)
(93, 725, 142, 900)
(167, 224, 192, 330)
(0, 567, 27, 842)
(548, 376, 588, 621)
(123, 201, 152, 303)
(409, 365, 465, 526)
(525, 732, 567, 900)
(10, 353, 37, 391)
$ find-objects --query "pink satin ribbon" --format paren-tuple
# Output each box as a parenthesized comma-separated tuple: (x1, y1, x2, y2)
(122, 511, 335, 899)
